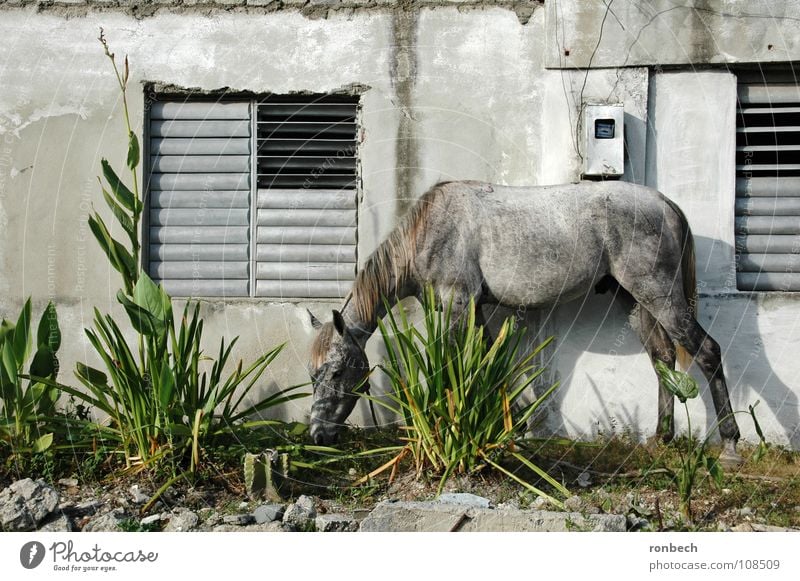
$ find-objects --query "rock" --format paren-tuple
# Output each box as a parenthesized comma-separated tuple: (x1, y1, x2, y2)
(38, 513, 72, 532)
(68, 500, 101, 517)
(735, 507, 754, 517)
(140, 514, 163, 526)
(212, 522, 284, 532)
(359, 501, 626, 532)
(129, 485, 149, 505)
(82, 509, 129, 532)
(283, 495, 316, 530)
(577, 472, 592, 488)
(627, 514, 650, 531)
(238, 501, 250, 510)
(316, 513, 359, 532)
(530, 497, 552, 510)
(359, 501, 467, 532)
(564, 495, 583, 512)
(164, 510, 199, 532)
(57, 478, 78, 488)
(222, 514, 255, 526)
(0, 479, 60, 531)
(254, 504, 285, 524)
(747, 523, 799, 532)
(437, 493, 492, 509)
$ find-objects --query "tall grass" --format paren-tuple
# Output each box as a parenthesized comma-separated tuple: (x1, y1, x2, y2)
(370, 287, 569, 505)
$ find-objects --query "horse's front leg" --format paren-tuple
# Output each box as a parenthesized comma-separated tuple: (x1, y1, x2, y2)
(434, 284, 482, 336)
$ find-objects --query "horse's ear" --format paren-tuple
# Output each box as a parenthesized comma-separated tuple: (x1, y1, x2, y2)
(307, 309, 323, 329)
(332, 310, 346, 336)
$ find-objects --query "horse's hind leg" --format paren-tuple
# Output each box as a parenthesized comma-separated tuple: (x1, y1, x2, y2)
(636, 307, 677, 443)
(639, 296, 742, 466)
(614, 287, 676, 443)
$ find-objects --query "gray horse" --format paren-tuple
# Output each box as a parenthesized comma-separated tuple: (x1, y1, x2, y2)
(308, 180, 742, 465)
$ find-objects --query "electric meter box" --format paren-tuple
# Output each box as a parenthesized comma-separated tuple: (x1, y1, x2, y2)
(583, 103, 624, 178)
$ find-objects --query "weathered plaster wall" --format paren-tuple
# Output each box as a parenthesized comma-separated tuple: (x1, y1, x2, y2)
(0, 0, 541, 23)
(0, 9, 400, 425)
(545, 0, 800, 68)
(0, 2, 798, 447)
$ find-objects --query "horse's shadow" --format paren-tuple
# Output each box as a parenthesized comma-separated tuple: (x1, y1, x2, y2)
(356, 237, 800, 449)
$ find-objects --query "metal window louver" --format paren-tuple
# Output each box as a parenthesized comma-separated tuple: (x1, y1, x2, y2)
(735, 73, 800, 291)
(255, 95, 358, 298)
(147, 95, 359, 299)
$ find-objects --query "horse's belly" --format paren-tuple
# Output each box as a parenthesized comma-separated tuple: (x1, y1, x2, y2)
(482, 269, 598, 308)
(478, 235, 607, 308)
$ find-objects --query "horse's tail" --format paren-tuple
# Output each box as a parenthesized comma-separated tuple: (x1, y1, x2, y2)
(664, 196, 697, 371)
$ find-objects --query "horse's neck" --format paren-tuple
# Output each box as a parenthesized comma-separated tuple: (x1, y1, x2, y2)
(341, 279, 414, 347)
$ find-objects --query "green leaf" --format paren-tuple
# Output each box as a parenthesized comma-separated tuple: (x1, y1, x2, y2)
(101, 159, 137, 213)
(36, 301, 61, 352)
(29, 345, 58, 378)
(127, 131, 140, 171)
(12, 298, 32, 367)
(75, 362, 108, 387)
(705, 456, 724, 487)
(32, 433, 53, 453)
(117, 290, 162, 336)
(101, 186, 136, 247)
(133, 273, 169, 323)
(654, 361, 699, 403)
(88, 214, 135, 285)
(157, 363, 175, 408)
(0, 319, 15, 343)
(748, 401, 765, 441)
(2, 341, 18, 385)
(112, 239, 137, 282)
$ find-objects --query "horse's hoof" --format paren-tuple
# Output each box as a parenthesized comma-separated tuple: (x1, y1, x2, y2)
(719, 443, 744, 470)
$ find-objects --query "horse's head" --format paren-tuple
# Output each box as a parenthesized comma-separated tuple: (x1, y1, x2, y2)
(308, 309, 370, 445)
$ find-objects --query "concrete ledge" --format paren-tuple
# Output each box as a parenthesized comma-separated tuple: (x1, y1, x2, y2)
(359, 500, 627, 532)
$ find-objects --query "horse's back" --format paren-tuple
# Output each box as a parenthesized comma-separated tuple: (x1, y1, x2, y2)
(421, 180, 685, 308)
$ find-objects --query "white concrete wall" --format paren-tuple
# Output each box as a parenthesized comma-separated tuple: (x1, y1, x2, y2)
(545, 0, 800, 68)
(0, 3, 798, 447)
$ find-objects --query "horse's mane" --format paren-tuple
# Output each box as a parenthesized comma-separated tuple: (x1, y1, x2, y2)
(310, 324, 335, 370)
(310, 183, 447, 369)
(350, 183, 446, 324)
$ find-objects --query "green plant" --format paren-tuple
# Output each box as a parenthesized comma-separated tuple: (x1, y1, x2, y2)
(369, 286, 569, 505)
(0, 300, 61, 460)
(90, 29, 143, 298)
(57, 274, 305, 472)
(48, 33, 307, 476)
(654, 361, 767, 523)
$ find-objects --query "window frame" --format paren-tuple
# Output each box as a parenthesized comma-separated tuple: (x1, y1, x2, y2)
(142, 90, 362, 300)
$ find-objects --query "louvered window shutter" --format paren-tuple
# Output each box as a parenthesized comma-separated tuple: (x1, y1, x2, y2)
(255, 96, 359, 298)
(148, 101, 252, 297)
(735, 74, 800, 291)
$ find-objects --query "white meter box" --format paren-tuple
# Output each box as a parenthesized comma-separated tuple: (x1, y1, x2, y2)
(583, 104, 624, 178)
